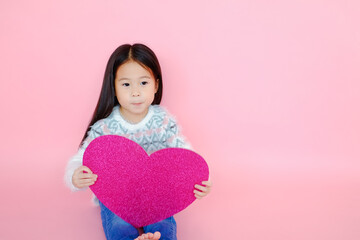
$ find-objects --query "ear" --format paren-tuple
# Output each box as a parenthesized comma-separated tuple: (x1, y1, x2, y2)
(155, 79, 159, 93)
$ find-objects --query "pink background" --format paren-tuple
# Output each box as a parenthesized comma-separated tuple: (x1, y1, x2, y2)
(1, 0, 359, 239)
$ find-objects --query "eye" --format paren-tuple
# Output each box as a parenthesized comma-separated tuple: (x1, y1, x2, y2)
(141, 81, 149, 86)
(122, 83, 130, 87)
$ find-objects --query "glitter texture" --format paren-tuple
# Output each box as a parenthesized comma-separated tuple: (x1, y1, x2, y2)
(83, 135, 209, 228)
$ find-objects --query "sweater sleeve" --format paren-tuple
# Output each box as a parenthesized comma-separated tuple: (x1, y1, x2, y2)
(165, 115, 192, 150)
(64, 121, 105, 191)
(64, 148, 85, 192)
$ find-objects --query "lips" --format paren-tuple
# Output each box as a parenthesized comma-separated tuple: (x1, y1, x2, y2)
(131, 102, 143, 106)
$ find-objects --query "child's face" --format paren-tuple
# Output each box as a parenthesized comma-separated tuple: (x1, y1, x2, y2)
(115, 60, 159, 123)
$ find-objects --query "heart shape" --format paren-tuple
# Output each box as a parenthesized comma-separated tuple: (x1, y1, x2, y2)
(83, 135, 209, 227)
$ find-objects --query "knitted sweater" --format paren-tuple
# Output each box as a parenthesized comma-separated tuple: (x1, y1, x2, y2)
(64, 105, 191, 192)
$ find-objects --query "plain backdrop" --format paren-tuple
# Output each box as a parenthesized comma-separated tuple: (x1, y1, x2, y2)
(0, 0, 359, 239)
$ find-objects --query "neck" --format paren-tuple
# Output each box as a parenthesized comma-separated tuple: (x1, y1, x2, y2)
(119, 107, 149, 124)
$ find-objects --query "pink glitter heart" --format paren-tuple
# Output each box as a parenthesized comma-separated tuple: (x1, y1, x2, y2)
(83, 135, 209, 228)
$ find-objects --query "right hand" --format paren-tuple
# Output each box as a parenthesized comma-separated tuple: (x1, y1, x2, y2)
(72, 165, 98, 189)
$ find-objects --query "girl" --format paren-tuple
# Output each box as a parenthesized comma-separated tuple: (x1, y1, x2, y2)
(64, 43, 212, 240)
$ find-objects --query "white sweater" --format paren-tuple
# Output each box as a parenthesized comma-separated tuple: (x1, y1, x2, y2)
(64, 105, 191, 192)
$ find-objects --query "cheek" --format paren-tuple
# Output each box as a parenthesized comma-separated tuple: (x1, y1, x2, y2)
(152, 83, 158, 95)
(115, 84, 125, 95)
(115, 88, 127, 102)
(148, 87, 157, 97)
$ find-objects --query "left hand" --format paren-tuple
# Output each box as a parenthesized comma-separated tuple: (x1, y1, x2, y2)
(194, 180, 212, 199)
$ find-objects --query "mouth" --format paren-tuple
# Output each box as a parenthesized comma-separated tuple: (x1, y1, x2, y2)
(131, 102, 143, 106)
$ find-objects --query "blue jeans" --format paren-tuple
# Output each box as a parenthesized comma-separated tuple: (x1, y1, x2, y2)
(99, 201, 177, 240)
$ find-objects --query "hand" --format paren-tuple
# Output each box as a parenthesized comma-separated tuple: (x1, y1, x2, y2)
(72, 165, 98, 189)
(194, 180, 212, 199)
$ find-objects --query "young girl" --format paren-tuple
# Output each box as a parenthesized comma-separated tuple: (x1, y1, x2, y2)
(64, 43, 212, 240)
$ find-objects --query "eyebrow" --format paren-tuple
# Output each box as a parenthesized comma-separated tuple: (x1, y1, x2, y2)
(119, 76, 151, 81)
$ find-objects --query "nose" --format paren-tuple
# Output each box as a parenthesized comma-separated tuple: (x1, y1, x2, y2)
(131, 86, 140, 97)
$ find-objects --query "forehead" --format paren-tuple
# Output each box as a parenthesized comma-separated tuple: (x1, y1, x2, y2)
(116, 60, 153, 78)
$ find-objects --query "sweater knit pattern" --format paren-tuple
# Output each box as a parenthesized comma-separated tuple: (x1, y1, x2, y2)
(64, 105, 190, 192)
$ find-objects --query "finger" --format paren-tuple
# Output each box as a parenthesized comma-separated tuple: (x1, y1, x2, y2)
(75, 174, 97, 183)
(81, 165, 94, 174)
(74, 178, 95, 187)
(74, 165, 93, 175)
(79, 165, 93, 174)
(79, 173, 98, 179)
(79, 178, 96, 184)
(195, 193, 204, 199)
(75, 181, 94, 188)
(194, 190, 206, 197)
(75, 181, 95, 188)
(194, 184, 207, 192)
(202, 180, 213, 187)
(194, 190, 206, 198)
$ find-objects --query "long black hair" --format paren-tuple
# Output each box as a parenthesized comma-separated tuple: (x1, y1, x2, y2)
(79, 43, 163, 147)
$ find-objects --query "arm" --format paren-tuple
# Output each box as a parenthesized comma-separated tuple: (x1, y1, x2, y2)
(64, 149, 86, 191)
(64, 123, 104, 191)
(64, 148, 98, 191)
(164, 115, 212, 199)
